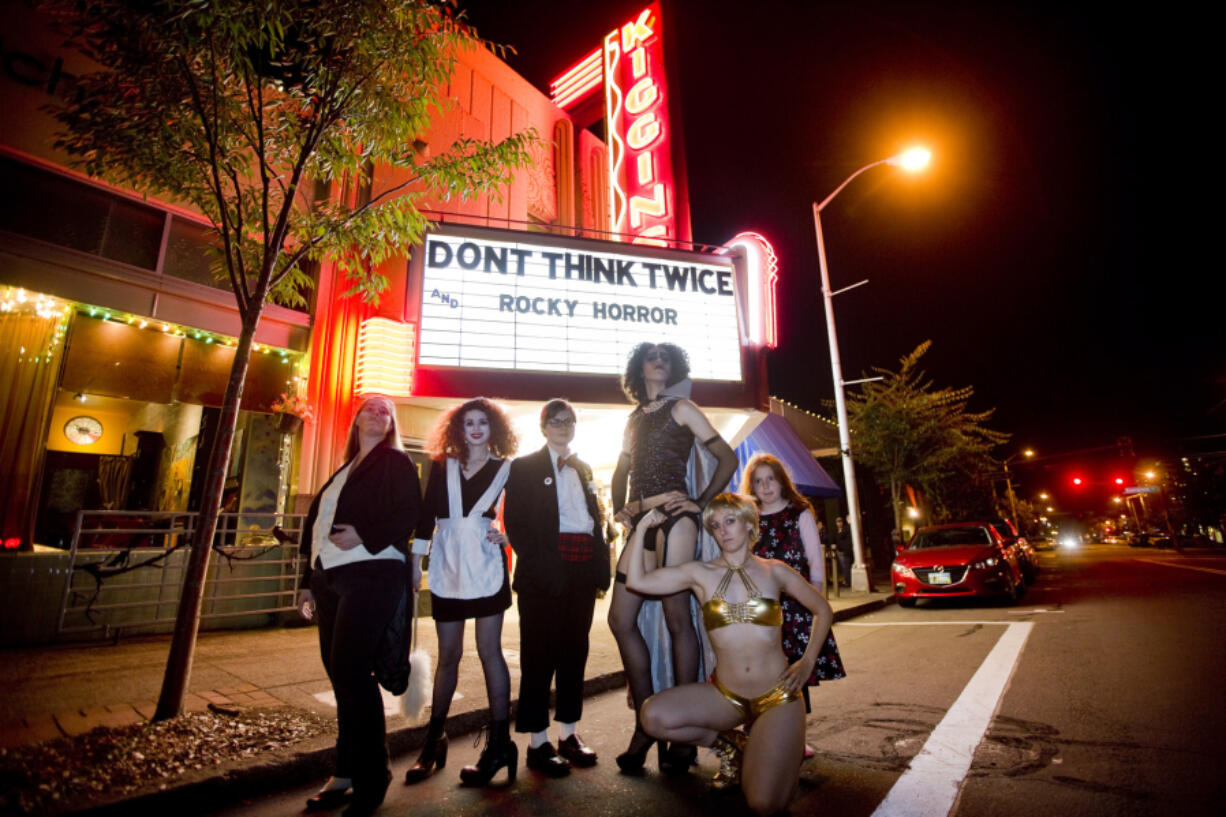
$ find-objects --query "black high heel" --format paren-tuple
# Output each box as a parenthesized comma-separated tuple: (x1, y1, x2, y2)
(459, 719, 518, 786)
(659, 742, 698, 775)
(405, 716, 448, 784)
(615, 730, 657, 774)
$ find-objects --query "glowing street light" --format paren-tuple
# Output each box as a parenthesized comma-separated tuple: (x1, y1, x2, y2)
(812, 146, 931, 591)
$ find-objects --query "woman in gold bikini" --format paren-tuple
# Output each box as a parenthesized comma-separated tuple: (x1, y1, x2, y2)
(627, 493, 833, 816)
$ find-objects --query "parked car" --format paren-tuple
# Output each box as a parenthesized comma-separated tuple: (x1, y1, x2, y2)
(1029, 535, 1055, 551)
(988, 518, 1039, 583)
(892, 522, 1026, 607)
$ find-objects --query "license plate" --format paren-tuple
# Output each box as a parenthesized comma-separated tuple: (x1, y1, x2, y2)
(928, 571, 951, 585)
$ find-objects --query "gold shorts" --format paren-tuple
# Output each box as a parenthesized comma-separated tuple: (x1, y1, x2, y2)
(712, 673, 801, 725)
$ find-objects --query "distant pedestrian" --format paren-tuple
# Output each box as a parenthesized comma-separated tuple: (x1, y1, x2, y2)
(834, 516, 853, 588)
(406, 398, 518, 787)
(297, 395, 421, 816)
(504, 399, 610, 777)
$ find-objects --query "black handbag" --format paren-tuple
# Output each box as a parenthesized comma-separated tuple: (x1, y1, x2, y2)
(374, 587, 413, 695)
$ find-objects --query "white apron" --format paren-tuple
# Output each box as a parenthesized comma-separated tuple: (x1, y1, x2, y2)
(428, 457, 511, 600)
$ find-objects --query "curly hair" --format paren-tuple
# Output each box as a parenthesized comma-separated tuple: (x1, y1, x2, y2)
(343, 395, 404, 461)
(620, 342, 691, 404)
(701, 492, 760, 545)
(739, 453, 814, 514)
(426, 397, 518, 460)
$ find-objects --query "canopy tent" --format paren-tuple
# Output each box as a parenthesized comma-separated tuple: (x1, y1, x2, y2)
(728, 412, 843, 498)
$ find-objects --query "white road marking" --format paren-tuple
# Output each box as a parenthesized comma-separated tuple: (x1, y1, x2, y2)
(1007, 608, 1064, 614)
(1134, 558, 1226, 577)
(870, 622, 1033, 817)
(843, 621, 1026, 627)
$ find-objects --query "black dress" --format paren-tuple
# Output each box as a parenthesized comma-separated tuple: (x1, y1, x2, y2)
(416, 458, 511, 622)
(754, 504, 846, 684)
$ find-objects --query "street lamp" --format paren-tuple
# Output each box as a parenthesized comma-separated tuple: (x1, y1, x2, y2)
(812, 146, 930, 592)
(1001, 449, 1035, 527)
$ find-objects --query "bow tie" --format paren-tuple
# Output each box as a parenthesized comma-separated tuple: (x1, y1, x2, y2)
(557, 455, 567, 472)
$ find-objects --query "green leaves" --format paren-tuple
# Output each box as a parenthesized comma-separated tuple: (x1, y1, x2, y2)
(45, 0, 540, 314)
(845, 341, 1010, 527)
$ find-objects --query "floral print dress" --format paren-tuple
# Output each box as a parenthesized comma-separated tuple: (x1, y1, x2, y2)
(755, 504, 846, 685)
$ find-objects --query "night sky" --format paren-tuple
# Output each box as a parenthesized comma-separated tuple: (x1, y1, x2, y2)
(458, 1, 1221, 473)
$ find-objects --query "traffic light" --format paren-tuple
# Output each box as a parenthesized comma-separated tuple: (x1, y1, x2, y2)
(1072, 476, 1083, 486)
(1114, 477, 1125, 486)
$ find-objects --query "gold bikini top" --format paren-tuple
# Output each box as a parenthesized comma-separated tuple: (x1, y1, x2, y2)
(701, 562, 782, 631)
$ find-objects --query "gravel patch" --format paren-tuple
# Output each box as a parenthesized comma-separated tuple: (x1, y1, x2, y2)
(0, 707, 333, 815)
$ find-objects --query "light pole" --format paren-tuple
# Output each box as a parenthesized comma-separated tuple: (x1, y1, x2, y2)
(812, 147, 930, 592)
(1001, 448, 1035, 528)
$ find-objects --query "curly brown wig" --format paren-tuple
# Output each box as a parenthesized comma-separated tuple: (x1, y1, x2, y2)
(620, 342, 691, 404)
(739, 453, 814, 514)
(426, 397, 518, 460)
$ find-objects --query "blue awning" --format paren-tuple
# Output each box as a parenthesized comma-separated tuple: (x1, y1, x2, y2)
(729, 412, 843, 498)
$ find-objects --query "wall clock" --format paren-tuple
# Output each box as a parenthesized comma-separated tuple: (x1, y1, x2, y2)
(64, 415, 103, 445)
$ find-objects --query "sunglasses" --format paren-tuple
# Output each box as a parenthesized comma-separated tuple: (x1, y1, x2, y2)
(645, 350, 671, 362)
(546, 416, 576, 427)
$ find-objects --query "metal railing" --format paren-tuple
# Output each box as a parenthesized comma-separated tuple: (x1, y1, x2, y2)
(56, 510, 306, 641)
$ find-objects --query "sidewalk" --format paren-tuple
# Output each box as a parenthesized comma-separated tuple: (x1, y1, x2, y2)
(0, 580, 893, 812)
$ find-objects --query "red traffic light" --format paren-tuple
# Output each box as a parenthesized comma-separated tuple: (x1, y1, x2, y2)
(1072, 477, 1083, 486)
(1114, 477, 1124, 485)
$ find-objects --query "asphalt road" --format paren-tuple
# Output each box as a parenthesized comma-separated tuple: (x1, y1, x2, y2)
(216, 544, 1226, 817)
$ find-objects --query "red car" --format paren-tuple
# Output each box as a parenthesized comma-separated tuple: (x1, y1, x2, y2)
(892, 522, 1025, 607)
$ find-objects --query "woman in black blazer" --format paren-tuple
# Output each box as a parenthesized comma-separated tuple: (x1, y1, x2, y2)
(297, 395, 422, 816)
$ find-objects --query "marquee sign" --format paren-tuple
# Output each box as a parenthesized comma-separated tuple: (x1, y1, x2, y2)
(552, 4, 684, 248)
(417, 230, 742, 381)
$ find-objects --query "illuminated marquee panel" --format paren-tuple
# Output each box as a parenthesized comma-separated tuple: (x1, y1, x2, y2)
(604, 3, 677, 247)
(417, 232, 742, 381)
(551, 48, 602, 109)
(356, 317, 416, 397)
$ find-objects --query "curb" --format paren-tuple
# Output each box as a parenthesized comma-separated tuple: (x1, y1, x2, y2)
(62, 598, 890, 816)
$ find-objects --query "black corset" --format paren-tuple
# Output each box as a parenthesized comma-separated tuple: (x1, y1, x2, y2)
(627, 398, 694, 500)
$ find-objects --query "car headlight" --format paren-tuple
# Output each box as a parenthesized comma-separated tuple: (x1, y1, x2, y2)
(970, 557, 999, 570)
(892, 562, 915, 578)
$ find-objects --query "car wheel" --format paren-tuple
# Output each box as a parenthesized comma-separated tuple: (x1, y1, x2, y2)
(1001, 575, 1020, 605)
(899, 597, 917, 608)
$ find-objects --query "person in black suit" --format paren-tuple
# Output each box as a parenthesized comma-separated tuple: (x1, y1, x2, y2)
(296, 395, 421, 816)
(504, 399, 611, 777)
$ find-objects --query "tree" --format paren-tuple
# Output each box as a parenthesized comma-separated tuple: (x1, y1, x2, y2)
(45, 0, 535, 720)
(845, 341, 1009, 533)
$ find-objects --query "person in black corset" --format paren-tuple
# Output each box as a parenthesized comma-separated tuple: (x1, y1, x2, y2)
(504, 399, 610, 777)
(607, 342, 738, 773)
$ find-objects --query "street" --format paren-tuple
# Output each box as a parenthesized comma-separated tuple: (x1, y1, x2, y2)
(216, 545, 1226, 817)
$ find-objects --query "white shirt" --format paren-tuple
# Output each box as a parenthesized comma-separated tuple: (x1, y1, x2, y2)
(548, 444, 595, 535)
(312, 463, 405, 570)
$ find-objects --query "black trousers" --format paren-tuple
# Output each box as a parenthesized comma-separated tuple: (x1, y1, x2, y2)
(515, 562, 597, 734)
(312, 558, 406, 786)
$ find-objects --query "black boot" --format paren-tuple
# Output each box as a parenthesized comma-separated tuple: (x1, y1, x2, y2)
(459, 719, 518, 786)
(404, 716, 448, 784)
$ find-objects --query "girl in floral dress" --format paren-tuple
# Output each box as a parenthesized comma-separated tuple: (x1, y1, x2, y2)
(741, 453, 845, 752)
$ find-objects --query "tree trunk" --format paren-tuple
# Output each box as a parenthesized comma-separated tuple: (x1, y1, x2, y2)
(890, 478, 904, 535)
(153, 318, 257, 721)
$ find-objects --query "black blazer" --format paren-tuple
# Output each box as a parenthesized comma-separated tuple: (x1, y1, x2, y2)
(504, 446, 610, 597)
(299, 445, 422, 588)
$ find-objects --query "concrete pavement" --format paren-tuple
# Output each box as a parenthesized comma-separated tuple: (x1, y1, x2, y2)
(0, 581, 894, 814)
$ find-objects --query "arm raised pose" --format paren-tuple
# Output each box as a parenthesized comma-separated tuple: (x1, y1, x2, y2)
(630, 494, 833, 816)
